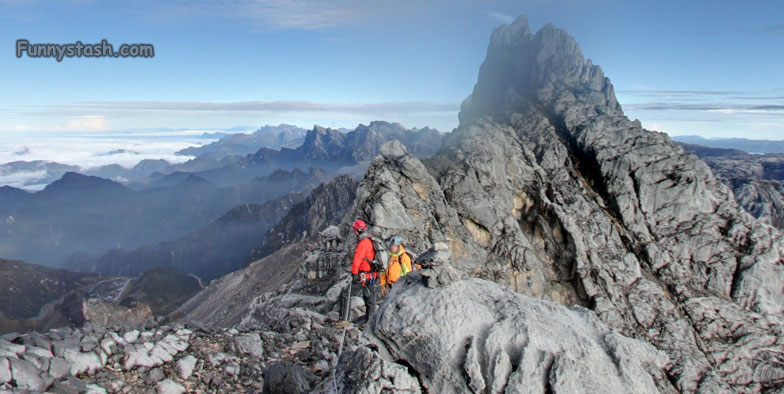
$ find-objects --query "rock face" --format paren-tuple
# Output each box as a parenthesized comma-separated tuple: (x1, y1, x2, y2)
(681, 143, 784, 229)
(336, 276, 671, 394)
(346, 16, 784, 392)
(253, 175, 359, 259)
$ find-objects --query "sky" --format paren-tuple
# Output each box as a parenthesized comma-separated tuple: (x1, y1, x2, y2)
(0, 0, 782, 164)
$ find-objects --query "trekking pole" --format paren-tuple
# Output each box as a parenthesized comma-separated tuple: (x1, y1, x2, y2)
(332, 276, 352, 394)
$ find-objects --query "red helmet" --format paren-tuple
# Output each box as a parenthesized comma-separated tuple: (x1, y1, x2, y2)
(352, 219, 367, 233)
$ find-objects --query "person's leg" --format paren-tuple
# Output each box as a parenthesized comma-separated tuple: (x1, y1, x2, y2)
(365, 284, 376, 321)
(360, 284, 373, 324)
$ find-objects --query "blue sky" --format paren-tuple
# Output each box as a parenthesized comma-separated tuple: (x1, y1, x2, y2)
(1, 0, 783, 139)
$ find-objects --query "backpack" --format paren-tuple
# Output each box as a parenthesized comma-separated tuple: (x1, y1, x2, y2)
(365, 235, 389, 273)
(399, 252, 416, 276)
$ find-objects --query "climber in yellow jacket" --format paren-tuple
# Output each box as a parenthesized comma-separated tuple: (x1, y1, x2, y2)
(380, 236, 414, 294)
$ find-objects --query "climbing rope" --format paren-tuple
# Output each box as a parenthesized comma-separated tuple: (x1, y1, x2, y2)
(331, 277, 352, 394)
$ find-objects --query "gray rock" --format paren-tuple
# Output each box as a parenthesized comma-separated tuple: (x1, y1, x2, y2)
(379, 140, 408, 159)
(148, 367, 165, 383)
(0, 340, 24, 358)
(343, 15, 784, 393)
(9, 357, 45, 391)
(262, 360, 315, 394)
(224, 362, 240, 376)
(123, 329, 140, 344)
(343, 277, 670, 393)
(26, 345, 53, 359)
(177, 355, 198, 380)
(234, 333, 264, 358)
(0, 357, 10, 384)
(84, 383, 107, 394)
(156, 378, 185, 394)
(63, 348, 102, 376)
(683, 147, 784, 229)
(48, 356, 71, 379)
(49, 375, 89, 394)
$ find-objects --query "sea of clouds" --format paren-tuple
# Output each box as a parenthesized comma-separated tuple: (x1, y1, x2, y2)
(0, 130, 221, 190)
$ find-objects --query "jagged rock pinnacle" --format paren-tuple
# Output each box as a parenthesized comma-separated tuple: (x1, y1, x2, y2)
(458, 15, 621, 127)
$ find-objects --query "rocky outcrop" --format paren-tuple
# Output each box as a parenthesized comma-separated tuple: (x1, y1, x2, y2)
(253, 175, 358, 259)
(333, 274, 672, 394)
(680, 143, 784, 229)
(344, 16, 784, 392)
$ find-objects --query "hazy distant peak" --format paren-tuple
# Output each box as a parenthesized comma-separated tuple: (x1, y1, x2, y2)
(459, 14, 620, 126)
(43, 171, 128, 193)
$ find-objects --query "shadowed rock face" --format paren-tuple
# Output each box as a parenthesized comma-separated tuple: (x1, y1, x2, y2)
(347, 16, 784, 392)
(252, 175, 359, 260)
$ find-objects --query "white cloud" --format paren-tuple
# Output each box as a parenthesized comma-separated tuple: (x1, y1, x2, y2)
(68, 100, 458, 114)
(486, 11, 514, 24)
(156, 0, 370, 30)
(0, 132, 208, 170)
(64, 115, 108, 131)
(245, 0, 361, 30)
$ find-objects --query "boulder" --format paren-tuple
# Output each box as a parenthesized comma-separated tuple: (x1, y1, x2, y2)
(9, 357, 45, 391)
(234, 333, 264, 358)
(342, 277, 670, 393)
(177, 354, 198, 380)
(263, 360, 316, 394)
(156, 378, 185, 394)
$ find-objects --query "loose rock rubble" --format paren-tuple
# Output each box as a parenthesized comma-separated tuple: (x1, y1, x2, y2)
(0, 314, 360, 393)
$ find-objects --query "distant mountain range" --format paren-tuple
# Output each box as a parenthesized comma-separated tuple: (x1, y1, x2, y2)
(191, 121, 443, 186)
(672, 135, 784, 154)
(176, 124, 308, 158)
(0, 121, 443, 193)
(0, 160, 80, 189)
(0, 167, 331, 266)
(64, 190, 307, 281)
(252, 175, 358, 260)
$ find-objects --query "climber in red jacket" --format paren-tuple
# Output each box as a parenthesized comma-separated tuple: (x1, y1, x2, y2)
(350, 219, 378, 325)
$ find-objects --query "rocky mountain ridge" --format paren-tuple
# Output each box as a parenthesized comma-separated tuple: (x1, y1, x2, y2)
(331, 16, 784, 392)
(171, 15, 784, 393)
(681, 143, 784, 229)
(4, 14, 784, 394)
(176, 124, 308, 158)
(246, 121, 442, 171)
